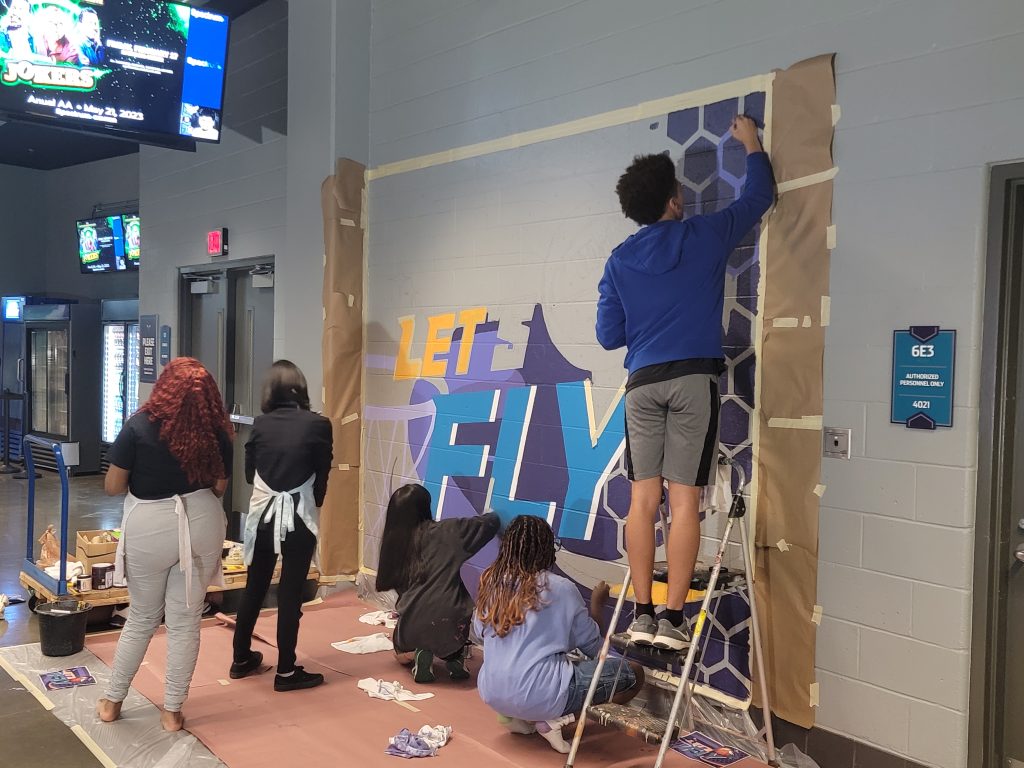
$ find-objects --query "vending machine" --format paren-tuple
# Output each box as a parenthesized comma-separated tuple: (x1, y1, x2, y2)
(24, 301, 101, 473)
(100, 300, 140, 447)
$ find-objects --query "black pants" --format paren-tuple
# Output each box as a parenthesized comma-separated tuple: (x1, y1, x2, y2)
(232, 516, 316, 674)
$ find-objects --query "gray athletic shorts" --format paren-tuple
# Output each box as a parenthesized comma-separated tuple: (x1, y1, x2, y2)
(624, 374, 720, 487)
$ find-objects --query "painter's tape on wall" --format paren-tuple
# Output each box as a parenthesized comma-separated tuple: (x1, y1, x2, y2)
(773, 317, 799, 328)
(776, 166, 838, 195)
(821, 296, 831, 327)
(768, 415, 823, 430)
(826, 225, 836, 250)
(813, 484, 826, 498)
(811, 605, 823, 625)
(341, 413, 360, 425)
(831, 104, 842, 125)
(809, 682, 820, 707)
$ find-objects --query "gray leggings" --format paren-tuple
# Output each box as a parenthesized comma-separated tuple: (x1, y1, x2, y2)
(104, 490, 225, 711)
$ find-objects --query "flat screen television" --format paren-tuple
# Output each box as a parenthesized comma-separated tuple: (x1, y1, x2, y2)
(0, 1, 230, 145)
(78, 212, 139, 273)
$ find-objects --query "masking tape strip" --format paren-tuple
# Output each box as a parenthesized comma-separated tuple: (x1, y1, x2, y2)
(322, 387, 327, 404)
(821, 296, 831, 327)
(368, 73, 774, 180)
(802, 316, 812, 328)
(809, 682, 820, 707)
(341, 413, 360, 425)
(826, 224, 837, 250)
(322, 307, 326, 321)
(348, 294, 355, 308)
(776, 539, 791, 552)
(776, 166, 838, 194)
(811, 605, 823, 625)
(768, 415, 823, 430)
(395, 699, 420, 712)
(339, 217, 356, 227)
(772, 317, 799, 328)
(0, 654, 55, 711)
(359, 564, 378, 576)
(813, 484, 826, 498)
(218, 679, 231, 686)
(831, 104, 842, 125)
(71, 725, 117, 768)
(338, 463, 351, 471)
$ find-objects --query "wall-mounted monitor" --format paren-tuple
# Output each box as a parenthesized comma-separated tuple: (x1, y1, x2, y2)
(78, 212, 139, 273)
(2, 296, 24, 321)
(0, 1, 230, 146)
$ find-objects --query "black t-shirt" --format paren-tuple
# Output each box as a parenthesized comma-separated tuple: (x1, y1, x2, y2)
(108, 412, 233, 500)
(244, 405, 333, 507)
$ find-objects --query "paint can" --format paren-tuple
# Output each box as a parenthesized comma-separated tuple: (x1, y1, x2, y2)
(76, 574, 93, 592)
(91, 563, 114, 590)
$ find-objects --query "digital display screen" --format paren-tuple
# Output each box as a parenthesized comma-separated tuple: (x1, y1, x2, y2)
(78, 212, 139, 273)
(0, 0, 230, 143)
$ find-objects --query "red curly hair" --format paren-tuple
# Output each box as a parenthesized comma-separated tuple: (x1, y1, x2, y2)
(140, 357, 232, 487)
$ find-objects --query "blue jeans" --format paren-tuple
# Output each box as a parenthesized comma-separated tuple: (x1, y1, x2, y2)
(561, 656, 637, 717)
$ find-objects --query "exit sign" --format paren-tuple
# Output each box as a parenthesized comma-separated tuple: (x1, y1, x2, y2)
(207, 228, 228, 256)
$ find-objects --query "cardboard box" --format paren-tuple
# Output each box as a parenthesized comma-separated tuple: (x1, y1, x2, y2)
(75, 530, 118, 570)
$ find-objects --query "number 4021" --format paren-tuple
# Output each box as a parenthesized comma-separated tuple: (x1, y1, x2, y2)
(911, 344, 935, 358)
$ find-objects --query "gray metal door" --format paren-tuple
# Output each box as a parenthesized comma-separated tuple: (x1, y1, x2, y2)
(230, 271, 275, 511)
(188, 280, 228, 393)
(976, 168, 1024, 768)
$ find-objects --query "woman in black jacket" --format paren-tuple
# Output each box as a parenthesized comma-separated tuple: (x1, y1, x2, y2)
(377, 483, 500, 683)
(229, 361, 333, 692)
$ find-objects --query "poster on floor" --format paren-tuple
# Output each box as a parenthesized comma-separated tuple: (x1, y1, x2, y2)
(39, 666, 96, 691)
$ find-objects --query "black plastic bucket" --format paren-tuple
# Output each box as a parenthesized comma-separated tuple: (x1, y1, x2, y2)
(36, 600, 91, 657)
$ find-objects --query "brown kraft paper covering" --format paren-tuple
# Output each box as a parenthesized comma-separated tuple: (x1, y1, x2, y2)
(319, 158, 366, 578)
(754, 53, 835, 728)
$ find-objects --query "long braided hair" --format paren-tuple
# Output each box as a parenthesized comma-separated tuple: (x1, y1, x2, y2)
(140, 357, 231, 488)
(476, 515, 557, 638)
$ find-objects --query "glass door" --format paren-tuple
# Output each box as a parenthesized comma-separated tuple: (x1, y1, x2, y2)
(125, 323, 140, 417)
(101, 324, 126, 443)
(29, 327, 69, 437)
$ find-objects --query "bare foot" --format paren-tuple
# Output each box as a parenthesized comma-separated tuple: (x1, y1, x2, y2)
(161, 710, 185, 732)
(96, 698, 122, 723)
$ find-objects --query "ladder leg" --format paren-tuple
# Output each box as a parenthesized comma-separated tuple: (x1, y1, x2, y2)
(565, 565, 632, 768)
(740, 515, 776, 764)
(654, 516, 737, 768)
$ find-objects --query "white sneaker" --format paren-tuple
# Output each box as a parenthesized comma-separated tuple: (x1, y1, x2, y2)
(652, 618, 689, 652)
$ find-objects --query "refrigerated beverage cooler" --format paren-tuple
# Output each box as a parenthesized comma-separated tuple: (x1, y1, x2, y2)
(100, 300, 140, 451)
(24, 302, 101, 474)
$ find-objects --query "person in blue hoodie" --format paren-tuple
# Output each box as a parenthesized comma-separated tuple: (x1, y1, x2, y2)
(597, 115, 773, 651)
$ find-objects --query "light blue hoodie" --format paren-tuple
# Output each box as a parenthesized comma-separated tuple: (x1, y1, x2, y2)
(473, 572, 601, 722)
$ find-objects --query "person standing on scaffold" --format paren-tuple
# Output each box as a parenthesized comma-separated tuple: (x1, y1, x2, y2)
(597, 116, 773, 650)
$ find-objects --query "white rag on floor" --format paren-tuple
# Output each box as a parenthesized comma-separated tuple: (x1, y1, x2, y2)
(332, 633, 394, 654)
(357, 678, 434, 702)
(416, 726, 452, 749)
(359, 610, 398, 629)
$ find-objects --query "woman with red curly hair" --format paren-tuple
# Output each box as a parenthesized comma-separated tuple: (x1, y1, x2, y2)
(96, 358, 233, 732)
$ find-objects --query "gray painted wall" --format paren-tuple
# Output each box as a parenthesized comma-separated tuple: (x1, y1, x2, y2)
(0, 154, 139, 301)
(138, 0, 288, 394)
(366, 1, 1024, 766)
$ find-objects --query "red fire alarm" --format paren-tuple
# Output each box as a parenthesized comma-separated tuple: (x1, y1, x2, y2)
(207, 228, 228, 257)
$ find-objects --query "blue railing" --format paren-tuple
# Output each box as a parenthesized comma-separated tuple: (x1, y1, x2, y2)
(21, 436, 70, 598)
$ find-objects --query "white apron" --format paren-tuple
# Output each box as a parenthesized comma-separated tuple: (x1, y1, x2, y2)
(114, 489, 225, 608)
(244, 472, 319, 567)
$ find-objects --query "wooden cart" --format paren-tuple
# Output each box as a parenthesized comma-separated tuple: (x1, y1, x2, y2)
(18, 436, 318, 610)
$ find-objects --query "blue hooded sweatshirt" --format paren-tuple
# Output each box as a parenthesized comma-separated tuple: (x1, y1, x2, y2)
(597, 152, 774, 376)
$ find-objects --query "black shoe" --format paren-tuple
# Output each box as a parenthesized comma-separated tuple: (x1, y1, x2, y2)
(229, 651, 263, 679)
(274, 666, 324, 692)
(446, 656, 470, 681)
(412, 649, 435, 684)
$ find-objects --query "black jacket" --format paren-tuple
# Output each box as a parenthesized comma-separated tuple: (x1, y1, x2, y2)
(244, 404, 333, 507)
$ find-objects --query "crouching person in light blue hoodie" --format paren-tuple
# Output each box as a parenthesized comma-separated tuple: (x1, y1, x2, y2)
(473, 515, 645, 753)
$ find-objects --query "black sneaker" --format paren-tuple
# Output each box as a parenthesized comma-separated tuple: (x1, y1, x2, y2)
(274, 666, 324, 692)
(412, 649, 435, 684)
(445, 654, 470, 681)
(229, 650, 263, 679)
